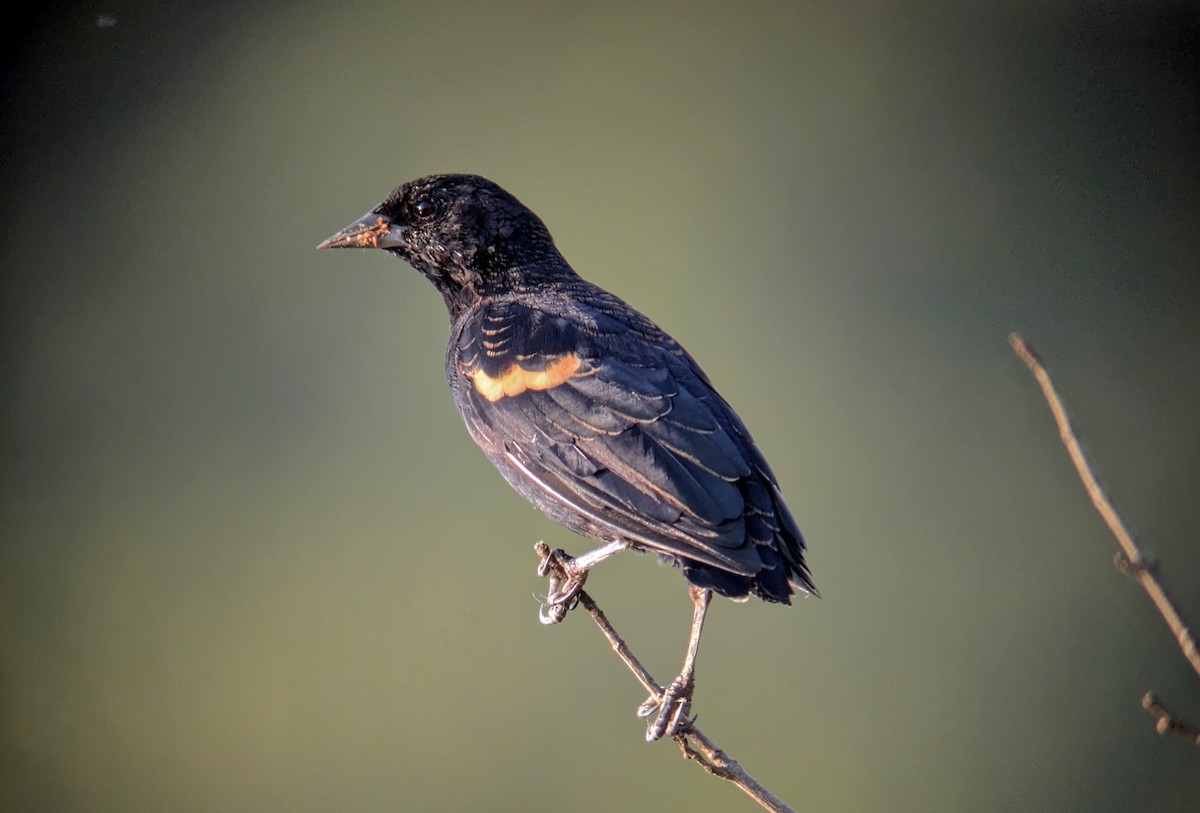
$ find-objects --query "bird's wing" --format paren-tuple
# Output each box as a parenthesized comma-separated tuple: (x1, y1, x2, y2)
(452, 298, 786, 577)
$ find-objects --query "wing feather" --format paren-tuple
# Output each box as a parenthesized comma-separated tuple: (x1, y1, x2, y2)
(451, 298, 797, 583)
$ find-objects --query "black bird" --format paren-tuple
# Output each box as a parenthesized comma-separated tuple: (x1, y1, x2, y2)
(318, 175, 816, 740)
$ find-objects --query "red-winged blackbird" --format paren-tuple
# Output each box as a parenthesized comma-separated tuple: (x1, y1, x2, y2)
(318, 175, 816, 740)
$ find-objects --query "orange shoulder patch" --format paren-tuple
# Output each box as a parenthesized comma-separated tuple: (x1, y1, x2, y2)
(469, 354, 581, 402)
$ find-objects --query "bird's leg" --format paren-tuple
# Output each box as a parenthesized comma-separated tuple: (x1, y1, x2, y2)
(536, 540, 628, 625)
(638, 586, 712, 741)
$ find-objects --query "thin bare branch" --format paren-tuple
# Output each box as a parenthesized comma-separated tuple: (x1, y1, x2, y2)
(535, 541, 798, 813)
(1142, 692, 1200, 745)
(1009, 333, 1200, 736)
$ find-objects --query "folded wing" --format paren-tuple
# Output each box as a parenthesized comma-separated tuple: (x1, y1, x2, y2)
(452, 298, 812, 598)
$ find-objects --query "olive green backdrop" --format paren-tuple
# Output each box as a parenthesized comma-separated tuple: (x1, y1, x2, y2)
(3, 2, 1198, 811)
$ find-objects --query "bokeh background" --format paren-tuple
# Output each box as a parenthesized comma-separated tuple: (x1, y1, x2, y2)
(3, 2, 1199, 811)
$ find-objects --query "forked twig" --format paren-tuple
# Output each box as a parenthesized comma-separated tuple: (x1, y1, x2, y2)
(1010, 333, 1199, 743)
(534, 541, 798, 813)
(1143, 692, 1200, 745)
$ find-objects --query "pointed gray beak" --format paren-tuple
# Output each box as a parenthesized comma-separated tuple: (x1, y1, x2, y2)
(317, 211, 408, 250)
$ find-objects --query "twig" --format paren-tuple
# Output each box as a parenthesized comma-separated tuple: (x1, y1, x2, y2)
(1009, 333, 1200, 741)
(535, 541, 798, 813)
(1142, 692, 1200, 745)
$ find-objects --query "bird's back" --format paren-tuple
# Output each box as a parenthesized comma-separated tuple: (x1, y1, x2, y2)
(446, 279, 815, 603)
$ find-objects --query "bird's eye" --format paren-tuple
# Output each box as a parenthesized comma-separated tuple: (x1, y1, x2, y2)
(413, 198, 436, 220)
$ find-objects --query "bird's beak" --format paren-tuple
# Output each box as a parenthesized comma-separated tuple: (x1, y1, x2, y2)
(316, 212, 408, 251)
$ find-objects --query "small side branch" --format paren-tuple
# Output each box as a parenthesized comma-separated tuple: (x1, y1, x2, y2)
(1009, 334, 1200, 741)
(535, 542, 798, 813)
(1143, 692, 1200, 745)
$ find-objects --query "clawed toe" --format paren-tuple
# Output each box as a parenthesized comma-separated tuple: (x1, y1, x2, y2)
(639, 677, 695, 741)
(536, 546, 587, 625)
(537, 595, 576, 625)
(534, 540, 632, 625)
(545, 570, 585, 606)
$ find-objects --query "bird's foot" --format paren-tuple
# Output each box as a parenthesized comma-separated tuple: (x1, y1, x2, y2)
(636, 674, 695, 741)
(536, 544, 588, 625)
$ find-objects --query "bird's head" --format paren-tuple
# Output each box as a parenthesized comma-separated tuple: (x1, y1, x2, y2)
(318, 174, 568, 314)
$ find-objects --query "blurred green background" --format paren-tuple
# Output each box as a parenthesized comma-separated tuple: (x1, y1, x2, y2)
(3, 1, 1199, 811)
